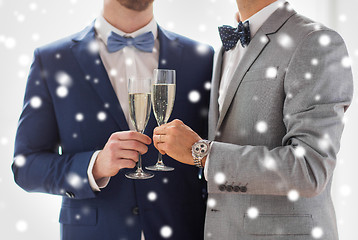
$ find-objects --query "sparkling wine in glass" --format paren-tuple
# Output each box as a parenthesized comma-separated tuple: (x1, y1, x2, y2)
(125, 77, 154, 179)
(146, 69, 176, 171)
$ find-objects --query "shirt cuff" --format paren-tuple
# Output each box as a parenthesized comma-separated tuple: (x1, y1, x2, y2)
(204, 142, 213, 181)
(87, 150, 110, 192)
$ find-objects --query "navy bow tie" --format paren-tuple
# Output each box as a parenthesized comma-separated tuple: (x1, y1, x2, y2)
(107, 31, 155, 53)
(218, 21, 251, 51)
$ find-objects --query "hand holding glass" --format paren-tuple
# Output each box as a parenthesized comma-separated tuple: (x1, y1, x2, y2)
(146, 69, 176, 171)
(125, 77, 154, 179)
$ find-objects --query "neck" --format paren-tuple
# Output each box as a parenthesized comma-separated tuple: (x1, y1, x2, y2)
(236, 0, 277, 21)
(102, 0, 154, 33)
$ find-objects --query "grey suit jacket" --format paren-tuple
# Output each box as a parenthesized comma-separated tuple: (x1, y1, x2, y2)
(205, 2, 353, 240)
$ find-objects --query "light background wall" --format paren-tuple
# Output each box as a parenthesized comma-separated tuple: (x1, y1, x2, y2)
(0, 0, 357, 239)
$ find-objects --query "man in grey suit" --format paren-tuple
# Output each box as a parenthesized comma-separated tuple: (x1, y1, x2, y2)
(153, 0, 353, 239)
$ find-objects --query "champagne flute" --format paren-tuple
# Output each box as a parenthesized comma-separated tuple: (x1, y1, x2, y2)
(125, 77, 154, 180)
(146, 69, 176, 171)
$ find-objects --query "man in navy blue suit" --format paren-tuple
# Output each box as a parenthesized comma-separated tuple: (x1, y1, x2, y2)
(12, 0, 214, 239)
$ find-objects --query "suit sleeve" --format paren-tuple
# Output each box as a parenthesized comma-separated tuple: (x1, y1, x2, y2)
(206, 30, 353, 197)
(12, 49, 97, 200)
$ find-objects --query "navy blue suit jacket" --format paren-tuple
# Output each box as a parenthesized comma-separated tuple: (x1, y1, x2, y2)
(12, 23, 214, 240)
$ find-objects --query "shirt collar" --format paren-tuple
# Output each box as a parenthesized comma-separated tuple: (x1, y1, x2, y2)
(94, 15, 158, 46)
(244, 0, 285, 38)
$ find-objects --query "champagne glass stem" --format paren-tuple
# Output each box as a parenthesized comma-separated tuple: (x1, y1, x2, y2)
(156, 152, 164, 166)
(136, 153, 144, 172)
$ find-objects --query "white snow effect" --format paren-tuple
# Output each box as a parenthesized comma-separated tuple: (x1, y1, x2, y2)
(72, 133, 78, 138)
(75, 214, 81, 220)
(56, 86, 68, 98)
(94, 78, 99, 84)
(162, 178, 169, 184)
(341, 56, 351, 68)
(204, 81, 211, 90)
(287, 93, 293, 99)
(263, 156, 277, 171)
(95, 59, 101, 65)
(85, 75, 91, 80)
(318, 134, 331, 151)
(196, 44, 210, 55)
(67, 173, 83, 189)
(161, 59, 167, 65)
(110, 69, 118, 77)
(207, 232, 213, 238)
(266, 67, 277, 79)
(14, 155, 26, 167)
(0, 137, 8, 145)
(207, 198, 217, 208)
(340, 185, 352, 197)
(75, 113, 84, 122)
(311, 227, 324, 239)
(104, 103, 110, 109)
(32, 33, 40, 41)
(311, 58, 319, 66)
(29, 2, 38, 11)
(256, 121, 268, 133)
(247, 207, 259, 219)
(4, 37, 16, 49)
(315, 95, 321, 101)
(126, 216, 135, 226)
(166, 22, 175, 30)
(88, 40, 99, 54)
(252, 95, 258, 101)
(56, 71, 72, 86)
(18, 54, 30, 67)
(278, 33, 293, 49)
(16, 14, 26, 22)
(318, 34, 331, 47)
(188, 90, 201, 103)
(339, 14, 347, 22)
(16, 220, 28, 232)
(160, 226, 173, 238)
(55, 53, 61, 59)
(304, 72, 312, 80)
(287, 189, 300, 202)
(214, 172, 226, 185)
(147, 191, 157, 202)
(30, 96, 42, 109)
(198, 24, 207, 32)
(260, 36, 268, 44)
(294, 146, 306, 158)
(125, 58, 133, 66)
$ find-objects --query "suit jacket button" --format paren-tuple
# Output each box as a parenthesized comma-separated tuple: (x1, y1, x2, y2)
(233, 186, 241, 192)
(65, 191, 75, 198)
(240, 186, 247, 193)
(226, 185, 233, 192)
(219, 185, 226, 191)
(132, 206, 139, 215)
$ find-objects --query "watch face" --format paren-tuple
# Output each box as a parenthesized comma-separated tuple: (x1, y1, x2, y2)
(193, 142, 209, 157)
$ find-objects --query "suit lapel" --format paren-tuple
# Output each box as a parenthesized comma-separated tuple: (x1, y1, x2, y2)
(71, 23, 129, 130)
(216, 2, 296, 132)
(208, 48, 224, 140)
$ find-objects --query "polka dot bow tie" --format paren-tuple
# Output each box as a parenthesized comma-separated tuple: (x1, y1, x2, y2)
(107, 31, 155, 53)
(218, 21, 251, 51)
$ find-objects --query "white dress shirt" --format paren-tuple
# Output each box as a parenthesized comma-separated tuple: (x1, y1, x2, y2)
(204, 0, 284, 179)
(87, 15, 159, 191)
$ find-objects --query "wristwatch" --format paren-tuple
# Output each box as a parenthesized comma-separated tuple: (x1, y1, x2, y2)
(191, 140, 211, 168)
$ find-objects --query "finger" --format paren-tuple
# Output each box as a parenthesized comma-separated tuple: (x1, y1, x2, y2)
(153, 134, 166, 143)
(118, 140, 149, 155)
(117, 150, 139, 162)
(156, 143, 167, 155)
(118, 159, 136, 169)
(153, 125, 168, 135)
(112, 131, 152, 145)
